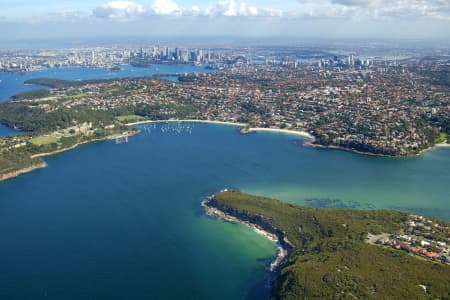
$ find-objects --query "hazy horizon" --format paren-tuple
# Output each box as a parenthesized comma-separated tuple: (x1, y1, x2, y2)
(1, 0, 449, 45)
(1, 36, 449, 51)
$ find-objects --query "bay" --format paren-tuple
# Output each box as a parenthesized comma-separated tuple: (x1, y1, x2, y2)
(0, 64, 210, 136)
(0, 64, 210, 102)
(0, 122, 449, 299)
(0, 125, 17, 136)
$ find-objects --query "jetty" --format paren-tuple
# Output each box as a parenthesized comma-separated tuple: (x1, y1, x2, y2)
(115, 135, 128, 144)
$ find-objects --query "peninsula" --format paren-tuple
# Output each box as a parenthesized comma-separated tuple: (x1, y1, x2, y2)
(20, 59, 450, 157)
(204, 190, 450, 299)
(0, 58, 449, 182)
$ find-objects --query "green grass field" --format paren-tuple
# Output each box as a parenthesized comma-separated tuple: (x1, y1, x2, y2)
(106, 88, 123, 93)
(437, 132, 448, 143)
(30, 135, 60, 146)
(115, 114, 148, 123)
(60, 93, 89, 100)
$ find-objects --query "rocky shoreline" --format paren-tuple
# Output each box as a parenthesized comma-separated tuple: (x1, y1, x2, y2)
(30, 131, 138, 159)
(302, 141, 389, 157)
(304, 140, 450, 158)
(202, 191, 294, 272)
(0, 162, 47, 182)
(0, 131, 138, 183)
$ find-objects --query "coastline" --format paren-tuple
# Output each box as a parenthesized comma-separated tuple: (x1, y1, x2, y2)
(0, 131, 138, 183)
(417, 142, 450, 156)
(435, 143, 450, 148)
(128, 119, 450, 157)
(201, 192, 291, 272)
(302, 141, 388, 157)
(246, 127, 314, 140)
(126, 119, 247, 127)
(0, 162, 47, 182)
(126, 119, 314, 140)
(30, 139, 103, 159)
(304, 140, 450, 158)
(1, 117, 448, 184)
(110, 117, 450, 159)
(30, 130, 139, 159)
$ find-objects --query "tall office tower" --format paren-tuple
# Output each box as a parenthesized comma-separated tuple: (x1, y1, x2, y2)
(165, 47, 169, 59)
(347, 54, 355, 66)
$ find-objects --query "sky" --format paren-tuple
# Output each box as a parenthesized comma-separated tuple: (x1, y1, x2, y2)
(0, 0, 449, 42)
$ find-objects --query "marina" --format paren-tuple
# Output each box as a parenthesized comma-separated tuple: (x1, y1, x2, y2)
(139, 122, 196, 135)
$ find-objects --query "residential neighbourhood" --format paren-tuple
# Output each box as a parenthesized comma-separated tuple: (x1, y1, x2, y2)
(370, 214, 450, 265)
(5, 56, 447, 156)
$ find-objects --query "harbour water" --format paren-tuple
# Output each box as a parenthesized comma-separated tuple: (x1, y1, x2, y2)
(0, 64, 210, 102)
(0, 64, 210, 136)
(0, 125, 17, 136)
(0, 66, 449, 299)
(0, 122, 449, 299)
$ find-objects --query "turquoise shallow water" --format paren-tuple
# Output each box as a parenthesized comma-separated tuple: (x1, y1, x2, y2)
(0, 122, 449, 299)
(239, 133, 450, 219)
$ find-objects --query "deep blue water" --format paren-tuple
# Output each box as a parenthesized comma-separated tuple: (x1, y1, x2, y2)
(0, 64, 210, 102)
(0, 122, 449, 299)
(0, 64, 449, 299)
(0, 125, 17, 136)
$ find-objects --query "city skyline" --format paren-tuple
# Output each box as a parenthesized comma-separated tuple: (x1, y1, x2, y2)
(1, 0, 449, 43)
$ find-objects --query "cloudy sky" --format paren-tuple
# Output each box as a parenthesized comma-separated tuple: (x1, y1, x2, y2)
(0, 0, 449, 42)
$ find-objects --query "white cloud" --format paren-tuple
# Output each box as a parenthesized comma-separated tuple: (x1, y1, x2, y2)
(3, 1, 450, 41)
(93, 1, 145, 19)
(330, 0, 371, 6)
(210, 1, 255, 17)
(188, 5, 201, 15)
(296, 0, 450, 20)
(150, 0, 182, 16)
(93, 0, 283, 19)
(90, 0, 449, 21)
(259, 8, 284, 17)
(210, 1, 282, 17)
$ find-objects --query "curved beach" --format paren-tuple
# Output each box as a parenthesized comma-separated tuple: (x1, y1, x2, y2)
(202, 192, 292, 272)
(246, 127, 314, 140)
(126, 119, 314, 140)
(126, 119, 247, 127)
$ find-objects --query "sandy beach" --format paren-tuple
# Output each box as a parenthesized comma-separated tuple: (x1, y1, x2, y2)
(127, 119, 314, 140)
(417, 142, 450, 156)
(202, 196, 289, 272)
(126, 119, 247, 127)
(129, 119, 447, 157)
(246, 127, 314, 140)
(435, 143, 450, 148)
